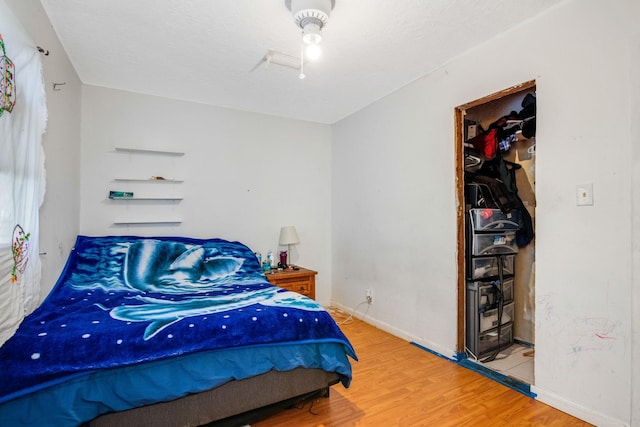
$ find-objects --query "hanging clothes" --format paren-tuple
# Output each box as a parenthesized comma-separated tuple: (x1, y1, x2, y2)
(520, 93, 536, 138)
(468, 108, 529, 160)
(478, 156, 534, 248)
(468, 127, 499, 160)
(465, 172, 520, 212)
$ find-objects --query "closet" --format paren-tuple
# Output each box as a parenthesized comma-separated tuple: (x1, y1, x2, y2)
(455, 81, 536, 384)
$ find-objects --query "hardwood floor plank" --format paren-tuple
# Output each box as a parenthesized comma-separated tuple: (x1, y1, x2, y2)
(253, 313, 592, 426)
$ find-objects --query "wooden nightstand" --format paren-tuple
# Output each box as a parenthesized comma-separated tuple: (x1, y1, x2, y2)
(264, 267, 317, 300)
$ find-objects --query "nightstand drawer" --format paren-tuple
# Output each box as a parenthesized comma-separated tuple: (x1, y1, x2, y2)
(263, 267, 317, 300)
(277, 278, 311, 295)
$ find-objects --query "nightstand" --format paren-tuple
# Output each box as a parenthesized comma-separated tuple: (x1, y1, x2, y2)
(264, 267, 317, 300)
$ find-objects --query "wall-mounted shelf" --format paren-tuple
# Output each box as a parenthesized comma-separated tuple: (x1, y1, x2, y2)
(111, 147, 185, 227)
(110, 197, 183, 201)
(114, 178, 184, 183)
(115, 147, 184, 156)
(113, 219, 183, 225)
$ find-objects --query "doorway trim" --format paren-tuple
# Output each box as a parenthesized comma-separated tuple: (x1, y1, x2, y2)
(454, 80, 536, 352)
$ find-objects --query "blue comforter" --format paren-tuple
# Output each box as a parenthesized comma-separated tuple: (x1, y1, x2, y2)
(0, 235, 355, 424)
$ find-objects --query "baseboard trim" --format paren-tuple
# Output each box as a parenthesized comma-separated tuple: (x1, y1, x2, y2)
(328, 302, 629, 426)
(531, 386, 629, 427)
(329, 302, 458, 360)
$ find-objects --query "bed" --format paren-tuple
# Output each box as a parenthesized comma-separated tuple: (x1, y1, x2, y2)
(0, 235, 356, 426)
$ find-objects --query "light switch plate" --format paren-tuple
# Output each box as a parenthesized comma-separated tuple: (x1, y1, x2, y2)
(576, 183, 593, 206)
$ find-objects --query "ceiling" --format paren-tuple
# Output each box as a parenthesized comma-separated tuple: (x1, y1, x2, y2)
(40, 0, 563, 124)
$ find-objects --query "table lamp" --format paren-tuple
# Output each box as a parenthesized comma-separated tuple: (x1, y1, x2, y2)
(278, 226, 300, 268)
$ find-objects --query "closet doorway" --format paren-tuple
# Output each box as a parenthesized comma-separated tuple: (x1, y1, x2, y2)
(455, 81, 536, 385)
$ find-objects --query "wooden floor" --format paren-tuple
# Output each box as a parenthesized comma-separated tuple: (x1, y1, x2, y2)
(253, 310, 592, 427)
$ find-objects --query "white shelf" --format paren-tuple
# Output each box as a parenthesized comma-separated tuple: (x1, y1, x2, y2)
(114, 178, 184, 183)
(113, 219, 183, 225)
(115, 147, 184, 156)
(111, 147, 185, 225)
(110, 197, 183, 201)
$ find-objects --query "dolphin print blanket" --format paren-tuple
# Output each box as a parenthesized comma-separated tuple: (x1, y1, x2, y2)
(0, 235, 355, 424)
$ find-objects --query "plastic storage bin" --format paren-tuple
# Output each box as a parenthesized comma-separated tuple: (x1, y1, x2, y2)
(479, 301, 514, 333)
(467, 297, 514, 336)
(467, 277, 514, 314)
(470, 323, 513, 359)
(467, 254, 515, 280)
(469, 208, 520, 231)
(469, 232, 518, 256)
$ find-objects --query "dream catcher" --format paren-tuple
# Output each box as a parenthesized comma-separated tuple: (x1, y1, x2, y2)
(11, 224, 30, 284)
(0, 33, 16, 117)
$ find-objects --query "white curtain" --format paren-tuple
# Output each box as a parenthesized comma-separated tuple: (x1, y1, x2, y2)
(0, 1, 47, 345)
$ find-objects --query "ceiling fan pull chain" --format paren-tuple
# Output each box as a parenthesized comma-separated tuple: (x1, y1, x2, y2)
(299, 39, 305, 79)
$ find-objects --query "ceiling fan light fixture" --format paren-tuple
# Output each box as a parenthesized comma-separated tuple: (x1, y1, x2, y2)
(305, 42, 322, 60)
(286, 0, 334, 24)
(286, 0, 335, 36)
(301, 20, 323, 45)
(285, 0, 335, 73)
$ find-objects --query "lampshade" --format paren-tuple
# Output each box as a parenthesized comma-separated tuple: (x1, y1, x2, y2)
(279, 226, 300, 245)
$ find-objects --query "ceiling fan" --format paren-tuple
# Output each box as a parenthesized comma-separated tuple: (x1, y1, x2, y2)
(252, 0, 336, 79)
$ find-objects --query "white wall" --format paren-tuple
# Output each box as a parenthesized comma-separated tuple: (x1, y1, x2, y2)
(6, 0, 640, 424)
(631, 34, 640, 427)
(5, 0, 82, 299)
(331, 80, 459, 356)
(79, 86, 333, 304)
(332, 0, 639, 425)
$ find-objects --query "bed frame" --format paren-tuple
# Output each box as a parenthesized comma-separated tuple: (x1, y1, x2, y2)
(88, 368, 340, 427)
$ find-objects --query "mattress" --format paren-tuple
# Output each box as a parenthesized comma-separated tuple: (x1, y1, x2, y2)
(0, 235, 355, 426)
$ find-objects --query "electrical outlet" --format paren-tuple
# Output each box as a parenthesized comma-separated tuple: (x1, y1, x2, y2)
(576, 183, 594, 206)
(366, 288, 373, 304)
